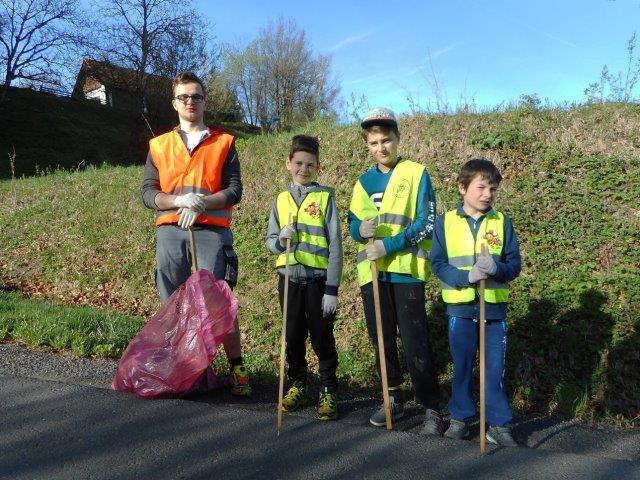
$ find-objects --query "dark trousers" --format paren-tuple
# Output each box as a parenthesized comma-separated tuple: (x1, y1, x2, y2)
(361, 281, 440, 409)
(448, 316, 512, 426)
(278, 275, 338, 390)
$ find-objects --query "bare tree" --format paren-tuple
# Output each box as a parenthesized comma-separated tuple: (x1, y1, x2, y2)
(149, 16, 211, 80)
(223, 19, 339, 131)
(0, 0, 85, 102)
(94, 0, 209, 109)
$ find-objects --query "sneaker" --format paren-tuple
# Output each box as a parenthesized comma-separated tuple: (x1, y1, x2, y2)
(281, 383, 308, 412)
(369, 395, 405, 427)
(317, 388, 338, 421)
(421, 409, 445, 436)
(486, 425, 519, 447)
(227, 365, 252, 397)
(444, 418, 469, 439)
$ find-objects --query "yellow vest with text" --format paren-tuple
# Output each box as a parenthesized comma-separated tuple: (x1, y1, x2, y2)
(350, 159, 432, 286)
(275, 190, 330, 269)
(441, 209, 509, 304)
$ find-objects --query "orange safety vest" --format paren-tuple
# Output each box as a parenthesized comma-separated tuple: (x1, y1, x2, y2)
(149, 127, 235, 227)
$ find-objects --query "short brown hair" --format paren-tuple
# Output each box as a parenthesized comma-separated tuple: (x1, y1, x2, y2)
(172, 71, 206, 96)
(457, 158, 502, 189)
(361, 123, 400, 141)
(289, 135, 319, 161)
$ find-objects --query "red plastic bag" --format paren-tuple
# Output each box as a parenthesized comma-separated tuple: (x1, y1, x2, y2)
(111, 270, 238, 398)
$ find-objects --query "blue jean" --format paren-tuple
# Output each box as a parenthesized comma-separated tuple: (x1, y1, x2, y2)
(448, 316, 512, 426)
(155, 225, 233, 300)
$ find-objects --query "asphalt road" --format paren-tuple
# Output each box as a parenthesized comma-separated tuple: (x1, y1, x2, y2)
(1, 344, 639, 479)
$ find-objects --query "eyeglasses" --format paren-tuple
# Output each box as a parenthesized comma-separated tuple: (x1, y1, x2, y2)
(174, 94, 204, 104)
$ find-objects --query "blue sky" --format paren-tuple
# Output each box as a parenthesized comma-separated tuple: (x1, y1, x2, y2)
(196, 0, 640, 116)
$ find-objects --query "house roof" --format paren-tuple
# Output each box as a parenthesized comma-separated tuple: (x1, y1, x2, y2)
(72, 58, 172, 96)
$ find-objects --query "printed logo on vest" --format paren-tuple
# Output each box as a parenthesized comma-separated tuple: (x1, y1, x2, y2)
(393, 178, 410, 198)
(304, 201, 322, 219)
(484, 229, 502, 247)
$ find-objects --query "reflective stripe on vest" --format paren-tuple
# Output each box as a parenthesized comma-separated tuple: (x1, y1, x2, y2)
(441, 209, 509, 304)
(349, 159, 432, 286)
(149, 129, 234, 227)
(275, 190, 330, 269)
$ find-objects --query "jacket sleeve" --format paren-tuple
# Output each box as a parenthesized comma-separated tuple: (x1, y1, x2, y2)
(347, 179, 367, 243)
(324, 189, 343, 295)
(141, 151, 161, 210)
(265, 198, 285, 254)
(219, 141, 243, 206)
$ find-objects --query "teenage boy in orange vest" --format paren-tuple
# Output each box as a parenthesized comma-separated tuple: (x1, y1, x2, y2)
(141, 71, 251, 396)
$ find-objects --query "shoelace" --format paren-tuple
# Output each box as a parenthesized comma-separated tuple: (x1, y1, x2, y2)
(319, 393, 335, 408)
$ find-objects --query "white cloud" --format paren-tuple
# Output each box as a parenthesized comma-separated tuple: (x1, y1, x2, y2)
(520, 23, 577, 48)
(429, 42, 461, 60)
(329, 32, 372, 52)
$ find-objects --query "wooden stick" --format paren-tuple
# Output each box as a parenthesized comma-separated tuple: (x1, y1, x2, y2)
(188, 227, 198, 273)
(369, 238, 393, 430)
(479, 243, 488, 454)
(277, 213, 293, 434)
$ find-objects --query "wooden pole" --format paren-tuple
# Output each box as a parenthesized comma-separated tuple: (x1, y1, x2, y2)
(479, 243, 488, 454)
(369, 238, 393, 430)
(277, 214, 293, 434)
(188, 227, 198, 272)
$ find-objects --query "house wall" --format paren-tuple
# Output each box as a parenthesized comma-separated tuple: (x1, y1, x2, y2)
(85, 85, 107, 105)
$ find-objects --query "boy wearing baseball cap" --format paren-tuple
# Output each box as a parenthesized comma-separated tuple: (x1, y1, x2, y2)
(348, 107, 444, 434)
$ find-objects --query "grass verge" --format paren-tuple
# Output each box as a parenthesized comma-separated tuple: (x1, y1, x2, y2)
(0, 289, 145, 357)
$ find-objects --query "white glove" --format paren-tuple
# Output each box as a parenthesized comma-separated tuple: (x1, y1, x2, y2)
(174, 193, 205, 213)
(278, 224, 295, 248)
(321, 294, 337, 316)
(476, 252, 497, 276)
(468, 265, 489, 284)
(358, 219, 377, 239)
(365, 240, 386, 261)
(177, 207, 199, 229)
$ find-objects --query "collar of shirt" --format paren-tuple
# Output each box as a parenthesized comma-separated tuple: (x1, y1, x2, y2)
(455, 202, 494, 218)
(176, 128, 210, 153)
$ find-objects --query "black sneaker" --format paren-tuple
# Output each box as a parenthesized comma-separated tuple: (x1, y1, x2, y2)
(486, 425, 519, 447)
(421, 409, 444, 436)
(444, 418, 469, 439)
(369, 395, 404, 427)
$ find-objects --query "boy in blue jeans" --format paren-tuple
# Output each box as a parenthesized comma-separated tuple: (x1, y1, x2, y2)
(431, 158, 521, 446)
(266, 135, 343, 420)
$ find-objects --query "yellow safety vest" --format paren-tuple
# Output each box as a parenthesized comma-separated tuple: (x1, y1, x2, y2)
(349, 159, 432, 286)
(275, 190, 330, 269)
(441, 209, 509, 304)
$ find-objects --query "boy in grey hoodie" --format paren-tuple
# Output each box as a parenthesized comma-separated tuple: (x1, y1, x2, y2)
(265, 135, 343, 420)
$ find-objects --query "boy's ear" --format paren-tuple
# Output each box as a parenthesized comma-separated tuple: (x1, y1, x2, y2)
(458, 183, 467, 196)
